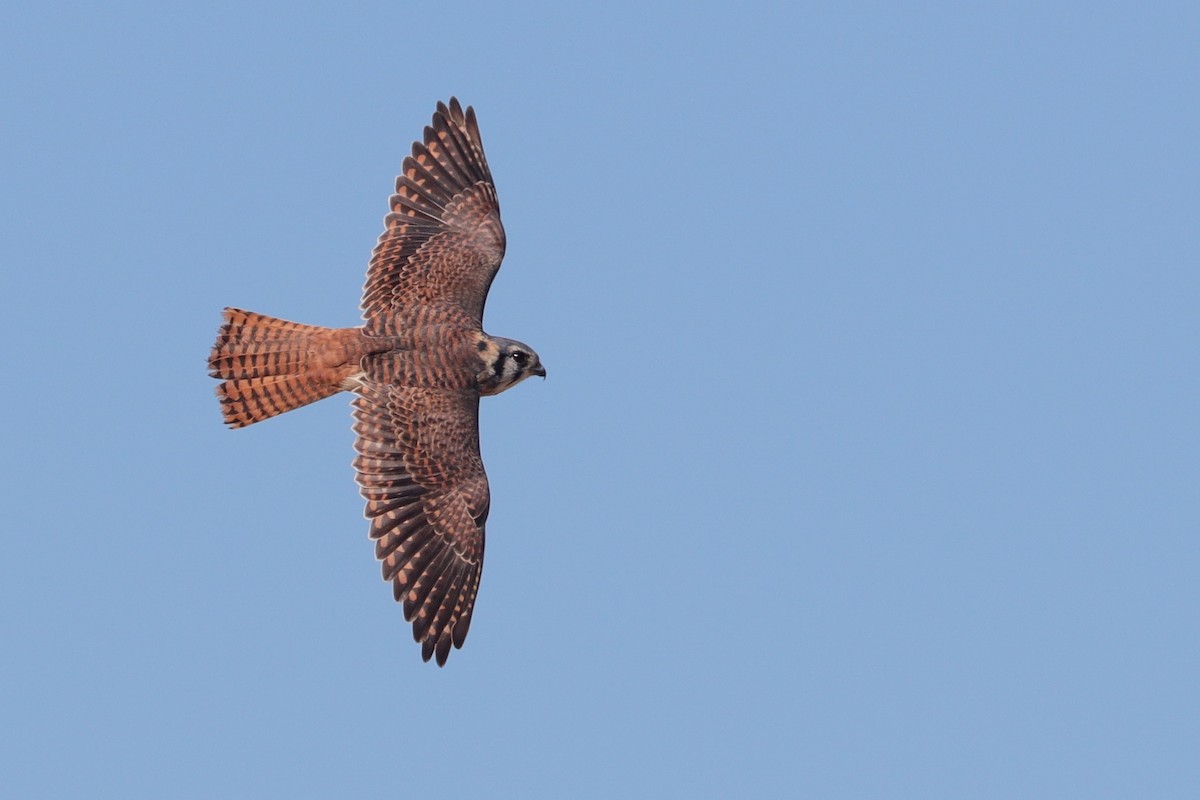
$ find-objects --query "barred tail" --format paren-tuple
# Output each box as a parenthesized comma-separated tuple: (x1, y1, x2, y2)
(208, 307, 359, 428)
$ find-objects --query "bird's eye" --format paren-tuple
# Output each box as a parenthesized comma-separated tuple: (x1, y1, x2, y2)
(511, 351, 527, 365)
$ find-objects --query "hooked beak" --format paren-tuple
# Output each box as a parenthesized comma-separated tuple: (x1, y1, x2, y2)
(533, 364, 547, 379)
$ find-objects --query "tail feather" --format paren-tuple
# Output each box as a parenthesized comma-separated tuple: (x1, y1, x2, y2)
(208, 307, 361, 428)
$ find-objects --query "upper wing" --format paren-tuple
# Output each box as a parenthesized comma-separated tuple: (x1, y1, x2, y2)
(361, 98, 506, 331)
(352, 380, 489, 666)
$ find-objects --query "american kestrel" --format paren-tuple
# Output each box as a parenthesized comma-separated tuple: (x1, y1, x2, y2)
(207, 99, 544, 665)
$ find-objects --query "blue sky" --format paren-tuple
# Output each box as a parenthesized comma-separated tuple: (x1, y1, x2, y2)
(2, 1, 1198, 797)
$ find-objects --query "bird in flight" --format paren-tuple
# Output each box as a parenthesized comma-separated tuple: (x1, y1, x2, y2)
(207, 99, 545, 666)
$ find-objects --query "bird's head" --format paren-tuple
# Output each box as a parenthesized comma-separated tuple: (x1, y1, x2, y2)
(476, 336, 546, 396)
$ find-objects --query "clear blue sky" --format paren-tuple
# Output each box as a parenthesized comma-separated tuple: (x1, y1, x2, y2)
(2, 2, 1198, 797)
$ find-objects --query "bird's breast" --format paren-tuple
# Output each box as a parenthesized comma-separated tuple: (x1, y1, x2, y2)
(361, 327, 482, 390)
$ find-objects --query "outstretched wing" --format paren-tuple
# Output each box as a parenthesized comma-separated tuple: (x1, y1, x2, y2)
(362, 98, 506, 332)
(352, 380, 489, 666)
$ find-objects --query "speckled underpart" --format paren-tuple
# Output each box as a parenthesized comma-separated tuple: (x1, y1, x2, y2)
(207, 99, 543, 666)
